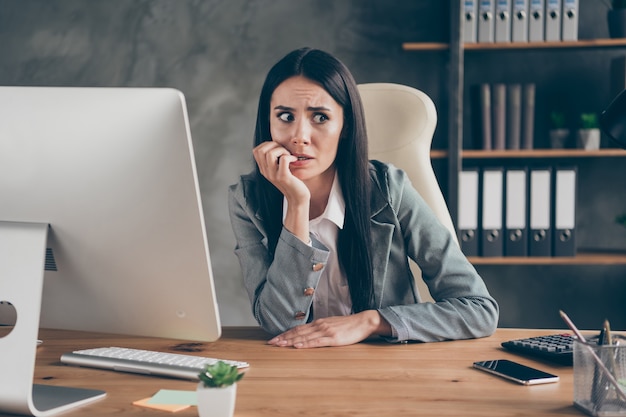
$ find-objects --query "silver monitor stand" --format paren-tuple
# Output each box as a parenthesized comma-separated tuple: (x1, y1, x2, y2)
(0, 221, 106, 416)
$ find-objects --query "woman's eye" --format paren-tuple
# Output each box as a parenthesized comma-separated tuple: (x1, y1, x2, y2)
(313, 113, 328, 123)
(278, 112, 294, 122)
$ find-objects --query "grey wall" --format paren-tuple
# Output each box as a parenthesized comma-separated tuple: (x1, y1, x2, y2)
(0, 0, 449, 326)
(1, 1, 623, 330)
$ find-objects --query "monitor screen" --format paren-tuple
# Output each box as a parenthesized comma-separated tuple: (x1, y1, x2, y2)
(0, 86, 221, 342)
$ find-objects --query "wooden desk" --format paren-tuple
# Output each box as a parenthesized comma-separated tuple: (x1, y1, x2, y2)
(2, 328, 590, 416)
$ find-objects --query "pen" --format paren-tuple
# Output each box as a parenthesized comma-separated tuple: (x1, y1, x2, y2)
(559, 310, 626, 403)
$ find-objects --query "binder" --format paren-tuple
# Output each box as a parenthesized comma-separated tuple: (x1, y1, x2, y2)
(528, 0, 545, 42)
(521, 83, 536, 149)
(506, 83, 522, 149)
(512, 0, 529, 42)
(478, 0, 496, 43)
(553, 167, 577, 256)
(529, 167, 552, 256)
(561, 0, 579, 41)
(504, 168, 528, 256)
(495, 0, 512, 42)
(480, 83, 492, 150)
(463, 0, 479, 43)
(492, 83, 506, 150)
(480, 167, 504, 257)
(545, 0, 562, 41)
(458, 169, 480, 256)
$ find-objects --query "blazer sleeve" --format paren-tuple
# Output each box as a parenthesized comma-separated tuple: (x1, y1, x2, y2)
(228, 178, 329, 336)
(375, 165, 499, 342)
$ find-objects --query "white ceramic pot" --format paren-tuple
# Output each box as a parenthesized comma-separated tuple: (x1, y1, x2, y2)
(196, 383, 237, 417)
(576, 128, 601, 150)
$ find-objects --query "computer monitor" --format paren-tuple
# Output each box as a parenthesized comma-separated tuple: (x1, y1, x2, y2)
(0, 86, 221, 416)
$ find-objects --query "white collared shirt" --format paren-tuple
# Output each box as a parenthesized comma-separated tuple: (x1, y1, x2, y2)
(283, 174, 352, 318)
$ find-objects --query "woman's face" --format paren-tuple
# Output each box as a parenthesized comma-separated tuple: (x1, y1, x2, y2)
(269, 76, 344, 185)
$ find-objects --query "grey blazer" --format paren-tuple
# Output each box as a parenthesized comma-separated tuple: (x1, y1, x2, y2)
(228, 161, 499, 342)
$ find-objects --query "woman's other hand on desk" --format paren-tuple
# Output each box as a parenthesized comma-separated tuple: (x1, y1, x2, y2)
(267, 310, 392, 348)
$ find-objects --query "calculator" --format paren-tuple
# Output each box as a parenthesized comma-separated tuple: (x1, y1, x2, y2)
(501, 333, 576, 365)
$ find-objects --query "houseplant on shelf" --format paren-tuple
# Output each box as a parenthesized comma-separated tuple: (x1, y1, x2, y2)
(605, 0, 626, 38)
(197, 361, 245, 417)
(549, 110, 570, 148)
(577, 112, 601, 150)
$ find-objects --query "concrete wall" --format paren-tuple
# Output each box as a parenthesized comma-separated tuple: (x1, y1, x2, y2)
(1, 1, 623, 330)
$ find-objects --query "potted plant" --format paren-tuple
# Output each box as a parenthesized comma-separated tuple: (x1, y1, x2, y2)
(197, 361, 245, 417)
(605, 0, 626, 38)
(548, 110, 570, 148)
(577, 112, 601, 150)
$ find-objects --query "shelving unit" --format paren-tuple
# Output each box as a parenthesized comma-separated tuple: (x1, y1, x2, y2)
(407, 8, 626, 267)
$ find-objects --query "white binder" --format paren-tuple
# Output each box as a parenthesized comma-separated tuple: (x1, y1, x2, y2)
(458, 169, 480, 256)
(495, 0, 512, 42)
(478, 0, 496, 43)
(504, 168, 528, 256)
(528, 0, 545, 42)
(545, 0, 562, 41)
(463, 0, 478, 43)
(529, 168, 552, 256)
(553, 167, 577, 256)
(481, 168, 504, 257)
(562, 0, 579, 41)
(512, 0, 529, 42)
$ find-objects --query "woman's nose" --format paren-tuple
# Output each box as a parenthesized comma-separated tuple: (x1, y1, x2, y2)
(291, 119, 311, 145)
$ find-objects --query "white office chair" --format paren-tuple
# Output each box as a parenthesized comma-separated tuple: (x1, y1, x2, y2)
(358, 83, 458, 303)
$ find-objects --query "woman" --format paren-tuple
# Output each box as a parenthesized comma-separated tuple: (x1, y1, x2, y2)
(228, 47, 498, 348)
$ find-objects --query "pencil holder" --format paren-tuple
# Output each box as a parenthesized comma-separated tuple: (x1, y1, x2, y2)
(573, 336, 626, 416)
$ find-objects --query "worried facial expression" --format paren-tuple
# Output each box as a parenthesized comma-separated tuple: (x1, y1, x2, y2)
(269, 76, 344, 184)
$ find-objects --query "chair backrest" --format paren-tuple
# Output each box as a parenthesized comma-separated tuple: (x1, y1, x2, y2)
(358, 83, 457, 242)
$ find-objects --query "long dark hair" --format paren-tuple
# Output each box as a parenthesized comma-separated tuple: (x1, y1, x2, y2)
(253, 47, 374, 313)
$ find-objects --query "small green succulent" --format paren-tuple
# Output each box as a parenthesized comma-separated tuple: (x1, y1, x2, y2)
(198, 361, 244, 388)
(579, 113, 599, 129)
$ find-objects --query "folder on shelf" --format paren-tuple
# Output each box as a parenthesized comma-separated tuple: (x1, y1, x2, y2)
(562, 0, 579, 41)
(545, 0, 562, 41)
(521, 83, 536, 149)
(480, 83, 493, 150)
(478, 0, 496, 43)
(463, 0, 478, 43)
(528, 0, 545, 42)
(506, 83, 522, 149)
(481, 167, 504, 257)
(511, 0, 529, 42)
(492, 83, 506, 150)
(529, 167, 552, 257)
(553, 167, 577, 257)
(504, 168, 528, 257)
(495, 0, 512, 42)
(458, 169, 480, 257)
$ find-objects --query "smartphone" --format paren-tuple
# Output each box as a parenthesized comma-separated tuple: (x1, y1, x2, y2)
(473, 359, 559, 385)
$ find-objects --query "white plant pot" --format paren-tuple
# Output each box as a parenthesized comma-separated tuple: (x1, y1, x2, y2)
(549, 128, 570, 149)
(197, 383, 237, 417)
(576, 128, 600, 150)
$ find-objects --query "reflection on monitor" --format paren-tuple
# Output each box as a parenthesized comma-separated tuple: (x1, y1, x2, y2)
(0, 86, 222, 415)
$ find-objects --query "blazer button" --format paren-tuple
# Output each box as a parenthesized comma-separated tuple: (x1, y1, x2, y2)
(294, 311, 306, 320)
(312, 263, 324, 272)
(303, 287, 315, 296)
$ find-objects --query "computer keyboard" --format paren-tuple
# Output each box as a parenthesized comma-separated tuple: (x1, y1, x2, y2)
(501, 333, 576, 365)
(61, 347, 249, 380)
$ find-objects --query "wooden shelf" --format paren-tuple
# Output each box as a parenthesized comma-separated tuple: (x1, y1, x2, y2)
(468, 251, 626, 266)
(403, 38, 626, 52)
(431, 149, 626, 159)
